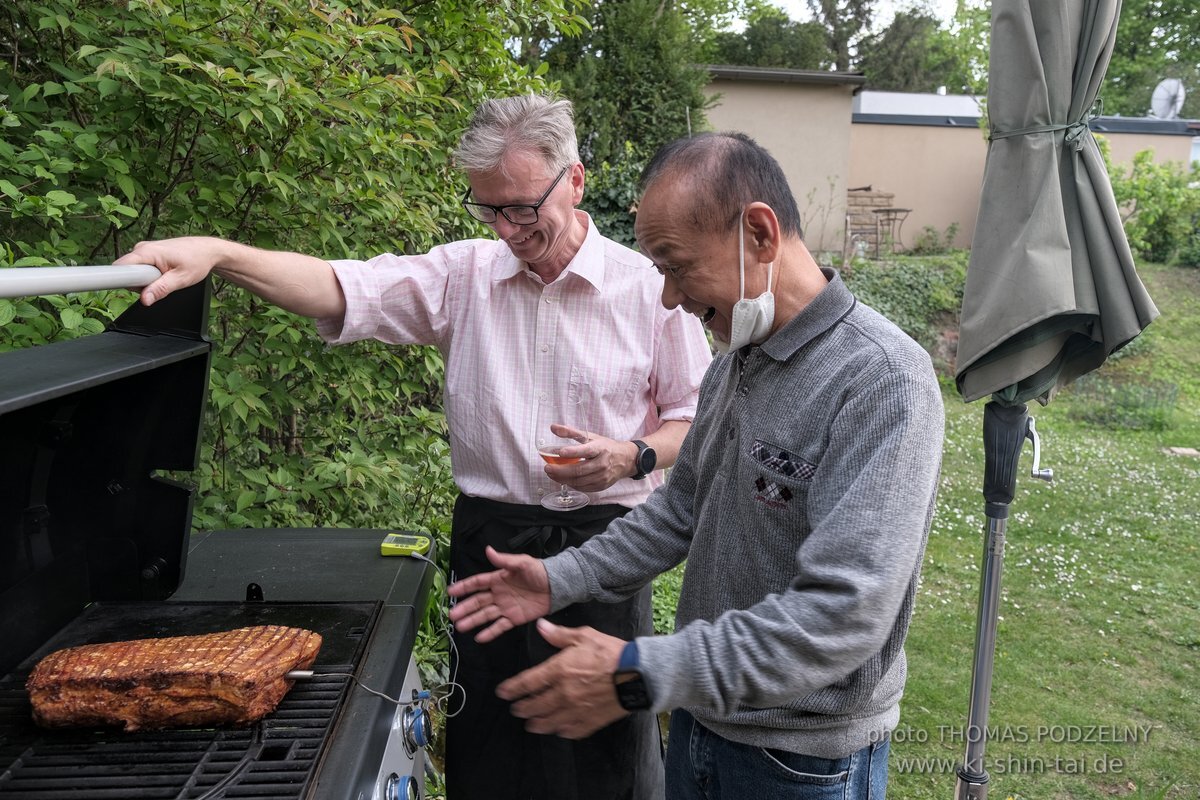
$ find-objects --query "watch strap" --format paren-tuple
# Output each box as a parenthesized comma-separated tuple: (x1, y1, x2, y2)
(613, 640, 651, 711)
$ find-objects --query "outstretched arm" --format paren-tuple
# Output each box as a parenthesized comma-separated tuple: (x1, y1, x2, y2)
(447, 546, 552, 642)
(115, 236, 345, 319)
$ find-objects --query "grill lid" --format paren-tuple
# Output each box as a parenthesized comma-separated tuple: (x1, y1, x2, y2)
(0, 280, 212, 674)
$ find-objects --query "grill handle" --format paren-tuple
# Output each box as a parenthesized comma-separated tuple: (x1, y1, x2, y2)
(0, 264, 160, 299)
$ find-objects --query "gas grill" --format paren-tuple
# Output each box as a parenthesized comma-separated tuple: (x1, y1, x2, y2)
(0, 271, 436, 799)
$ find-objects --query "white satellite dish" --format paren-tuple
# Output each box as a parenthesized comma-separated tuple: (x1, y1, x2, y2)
(1149, 78, 1186, 119)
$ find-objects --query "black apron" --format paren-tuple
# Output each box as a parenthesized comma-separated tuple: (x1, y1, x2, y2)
(446, 494, 664, 800)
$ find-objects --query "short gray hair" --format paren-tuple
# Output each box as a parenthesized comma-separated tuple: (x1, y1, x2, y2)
(640, 132, 804, 239)
(454, 93, 580, 175)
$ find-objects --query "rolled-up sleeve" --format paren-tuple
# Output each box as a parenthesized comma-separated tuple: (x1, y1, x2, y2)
(315, 259, 385, 344)
(314, 248, 457, 347)
(652, 308, 712, 422)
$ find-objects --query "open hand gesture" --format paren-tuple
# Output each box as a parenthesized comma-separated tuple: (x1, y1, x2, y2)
(447, 546, 551, 642)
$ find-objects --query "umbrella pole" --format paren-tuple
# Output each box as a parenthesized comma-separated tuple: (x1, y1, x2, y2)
(954, 401, 1052, 800)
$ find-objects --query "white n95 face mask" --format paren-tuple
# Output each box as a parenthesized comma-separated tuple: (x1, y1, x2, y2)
(712, 210, 775, 354)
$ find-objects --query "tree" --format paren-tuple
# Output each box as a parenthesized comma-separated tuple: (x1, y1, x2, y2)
(0, 0, 583, 545)
(545, 0, 714, 166)
(858, 10, 959, 92)
(930, 0, 991, 97)
(807, 0, 876, 72)
(710, 2, 832, 69)
(1104, 0, 1199, 119)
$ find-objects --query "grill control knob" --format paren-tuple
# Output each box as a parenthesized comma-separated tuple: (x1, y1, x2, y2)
(385, 773, 419, 800)
(402, 704, 431, 753)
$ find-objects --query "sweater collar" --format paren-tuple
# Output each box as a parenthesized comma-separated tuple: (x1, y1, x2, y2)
(757, 268, 856, 362)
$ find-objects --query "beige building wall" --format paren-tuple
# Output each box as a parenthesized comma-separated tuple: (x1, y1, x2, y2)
(704, 78, 859, 252)
(849, 124, 1195, 250)
(704, 77, 1194, 252)
(1097, 131, 1195, 169)
(848, 123, 987, 250)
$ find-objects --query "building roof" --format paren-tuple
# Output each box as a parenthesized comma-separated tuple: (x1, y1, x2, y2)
(853, 90, 983, 116)
(706, 65, 866, 88)
(850, 90, 1196, 135)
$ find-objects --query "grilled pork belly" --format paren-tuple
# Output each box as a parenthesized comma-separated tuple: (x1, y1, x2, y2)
(26, 625, 322, 731)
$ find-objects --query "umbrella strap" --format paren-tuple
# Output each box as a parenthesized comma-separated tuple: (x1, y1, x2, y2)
(989, 99, 1103, 152)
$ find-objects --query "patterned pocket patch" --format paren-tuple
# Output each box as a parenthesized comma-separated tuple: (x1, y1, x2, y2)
(749, 439, 816, 481)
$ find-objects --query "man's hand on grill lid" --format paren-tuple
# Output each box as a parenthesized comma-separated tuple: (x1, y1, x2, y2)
(447, 546, 550, 643)
(116, 236, 229, 306)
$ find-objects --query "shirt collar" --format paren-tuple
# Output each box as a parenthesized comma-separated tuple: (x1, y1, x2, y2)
(494, 211, 605, 292)
(758, 268, 856, 362)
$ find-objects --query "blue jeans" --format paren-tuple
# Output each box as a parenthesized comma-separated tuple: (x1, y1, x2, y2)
(664, 709, 890, 800)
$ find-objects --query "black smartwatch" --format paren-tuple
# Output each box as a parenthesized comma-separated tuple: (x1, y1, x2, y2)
(631, 440, 657, 480)
(613, 641, 651, 711)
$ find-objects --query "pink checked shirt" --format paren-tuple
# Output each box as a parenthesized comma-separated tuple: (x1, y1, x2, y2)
(316, 213, 712, 508)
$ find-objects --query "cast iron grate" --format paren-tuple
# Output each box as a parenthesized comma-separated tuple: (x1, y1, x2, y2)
(0, 669, 352, 799)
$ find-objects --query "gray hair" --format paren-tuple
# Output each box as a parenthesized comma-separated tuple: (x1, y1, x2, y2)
(454, 93, 580, 175)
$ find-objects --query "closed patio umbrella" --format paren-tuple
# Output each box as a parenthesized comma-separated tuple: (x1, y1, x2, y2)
(951, 1, 1158, 798)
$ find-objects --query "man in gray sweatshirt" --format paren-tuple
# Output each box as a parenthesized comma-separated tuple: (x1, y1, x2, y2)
(449, 132, 945, 799)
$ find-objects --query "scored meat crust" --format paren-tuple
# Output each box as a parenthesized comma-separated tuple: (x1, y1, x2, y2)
(26, 625, 322, 731)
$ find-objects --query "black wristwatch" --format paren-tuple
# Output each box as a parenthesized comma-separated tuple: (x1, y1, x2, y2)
(613, 641, 651, 711)
(631, 440, 657, 480)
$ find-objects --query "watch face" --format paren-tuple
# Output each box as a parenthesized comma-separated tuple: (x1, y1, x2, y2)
(639, 446, 657, 474)
(616, 676, 651, 711)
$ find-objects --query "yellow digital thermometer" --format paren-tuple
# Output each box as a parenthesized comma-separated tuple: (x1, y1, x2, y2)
(380, 532, 432, 557)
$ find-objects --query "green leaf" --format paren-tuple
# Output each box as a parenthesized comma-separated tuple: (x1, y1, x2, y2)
(97, 78, 121, 98)
(236, 490, 257, 513)
(0, 301, 15, 326)
(45, 190, 77, 207)
(60, 308, 84, 330)
(74, 133, 99, 157)
(115, 173, 137, 203)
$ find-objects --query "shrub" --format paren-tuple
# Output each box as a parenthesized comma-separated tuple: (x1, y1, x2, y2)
(842, 252, 968, 365)
(1105, 146, 1200, 265)
(906, 222, 961, 256)
(0, 0, 582, 539)
(584, 141, 647, 248)
(0, 0, 584, 695)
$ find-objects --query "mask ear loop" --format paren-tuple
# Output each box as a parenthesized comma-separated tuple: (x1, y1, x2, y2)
(738, 208, 746, 300)
(739, 208, 774, 299)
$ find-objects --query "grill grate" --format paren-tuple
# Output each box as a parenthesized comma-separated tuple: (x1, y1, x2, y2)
(0, 670, 352, 799)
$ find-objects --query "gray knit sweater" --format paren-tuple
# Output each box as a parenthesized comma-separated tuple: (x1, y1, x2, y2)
(544, 269, 945, 758)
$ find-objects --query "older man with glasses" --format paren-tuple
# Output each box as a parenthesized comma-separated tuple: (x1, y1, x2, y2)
(116, 93, 712, 800)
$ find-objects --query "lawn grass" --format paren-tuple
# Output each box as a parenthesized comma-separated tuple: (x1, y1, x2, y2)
(890, 261, 1199, 799)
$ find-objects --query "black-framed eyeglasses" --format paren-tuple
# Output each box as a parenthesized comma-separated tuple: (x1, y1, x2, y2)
(461, 165, 569, 225)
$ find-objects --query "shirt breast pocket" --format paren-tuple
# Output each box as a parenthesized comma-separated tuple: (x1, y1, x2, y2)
(569, 364, 644, 421)
(745, 438, 817, 512)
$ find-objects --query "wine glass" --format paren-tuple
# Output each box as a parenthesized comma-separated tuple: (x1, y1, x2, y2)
(538, 437, 590, 511)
